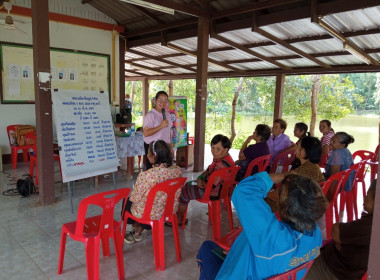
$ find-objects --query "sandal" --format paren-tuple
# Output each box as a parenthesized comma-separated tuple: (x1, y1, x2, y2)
(164, 219, 188, 227)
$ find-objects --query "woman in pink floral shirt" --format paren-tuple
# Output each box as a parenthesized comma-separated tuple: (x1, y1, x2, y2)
(124, 140, 182, 244)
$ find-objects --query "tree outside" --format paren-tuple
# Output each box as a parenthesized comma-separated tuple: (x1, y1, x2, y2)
(124, 73, 379, 149)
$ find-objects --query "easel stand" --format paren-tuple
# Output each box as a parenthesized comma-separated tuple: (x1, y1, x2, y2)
(67, 172, 117, 213)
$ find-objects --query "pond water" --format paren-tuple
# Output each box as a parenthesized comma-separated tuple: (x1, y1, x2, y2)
(187, 115, 379, 153)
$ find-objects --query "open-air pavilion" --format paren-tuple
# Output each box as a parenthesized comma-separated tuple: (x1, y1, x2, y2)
(0, 0, 380, 278)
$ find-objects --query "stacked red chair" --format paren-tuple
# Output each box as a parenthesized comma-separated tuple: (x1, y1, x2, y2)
(24, 132, 62, 185)
(6, 125, 32, 169)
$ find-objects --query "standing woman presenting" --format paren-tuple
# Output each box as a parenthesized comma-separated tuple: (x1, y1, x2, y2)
(143, 91, 173, 170)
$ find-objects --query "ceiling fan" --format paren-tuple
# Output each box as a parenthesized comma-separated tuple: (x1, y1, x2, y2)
(0, 0, 28, 34)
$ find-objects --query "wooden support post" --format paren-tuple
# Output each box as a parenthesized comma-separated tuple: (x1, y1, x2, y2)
(193, 16, 209, 172)
(142, 78, 150, 117)
(31, 0, 55, 204)
(273, 74, 285, 121)
(119, 36, 126, 110)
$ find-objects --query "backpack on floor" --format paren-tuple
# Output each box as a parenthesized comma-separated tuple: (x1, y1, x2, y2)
(17, 175, 36, 197)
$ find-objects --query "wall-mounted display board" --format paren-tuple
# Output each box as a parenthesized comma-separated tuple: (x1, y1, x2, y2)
(0, 42, 110, 104)
(52, 90, 119, 182)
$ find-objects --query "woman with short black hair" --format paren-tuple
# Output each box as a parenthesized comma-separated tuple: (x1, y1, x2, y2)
(123, 140, 181, 243)
(325, 132, 355, 191)
(235, 124, 271, 181)
(174, 134, 235, 226)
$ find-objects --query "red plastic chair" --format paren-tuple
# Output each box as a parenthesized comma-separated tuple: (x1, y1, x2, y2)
(25, 132, 62, 185)
(218, 166, 241, 231)
(270, 150, 296, 174)
(215, 226, 243, 251)
(353, 150, 375, 199)
(182, 166, 240, 241)
(265, 259, 314, 280)
(321, 169, 350, 239)
(319, 153, 328, 169)
(243, 154, 272, 179)
(339, 162, 363, 222)
(369, 144, 379, 181)
(58, 188, 131, 280)
(6, 125, 32, 169)
(123, 177, 187, 271)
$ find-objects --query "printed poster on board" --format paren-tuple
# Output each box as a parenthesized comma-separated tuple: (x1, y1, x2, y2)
(52, 90, 119, 182)
(168, 96, 187, 148)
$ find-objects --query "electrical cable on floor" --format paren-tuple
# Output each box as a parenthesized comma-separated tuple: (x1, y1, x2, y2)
(1, 171, 34, 196)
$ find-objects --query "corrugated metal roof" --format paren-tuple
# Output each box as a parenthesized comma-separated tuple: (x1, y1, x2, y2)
(79, 0, 380, 78)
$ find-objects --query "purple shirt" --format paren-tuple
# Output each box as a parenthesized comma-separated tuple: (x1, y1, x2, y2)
(143, 108, 172, 144)
(267, 133, 291, 162)
(243, 142, 270, 163)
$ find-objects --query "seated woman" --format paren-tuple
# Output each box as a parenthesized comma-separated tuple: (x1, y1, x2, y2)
(235, 124, 271, 181)
(197, 172, 328, 280)
(319, 119, 335, 157)
(267, 118, 292, 163)
(266, 136, 325, 211)
(291, 136, 325, 182)
(175, 134, 235, 225)
(286, 122, 310, 169)
(123, 140, 182, 244)
(324, 132, 355, 191)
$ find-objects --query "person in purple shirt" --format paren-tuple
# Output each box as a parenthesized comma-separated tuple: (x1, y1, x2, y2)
(235, 124, 271, 181)
(143, 91, 173, 170)
(267, 118, 292, 163)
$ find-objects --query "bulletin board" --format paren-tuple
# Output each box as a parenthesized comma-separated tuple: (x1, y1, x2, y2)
(0, 42, 110, 104)
(52, 90, 119, 182)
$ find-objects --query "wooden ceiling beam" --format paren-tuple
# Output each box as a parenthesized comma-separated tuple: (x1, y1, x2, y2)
(130, 0, 209, 17)
(126, 52, 185, 62)
(124, 18, 197, 37)
(211, 0, 304, 20)
(127, 48, 196, 72)
(120, 15, 148, 25)
(311, 3, 379, 66)
(126, 46, 380, 67)
(210, 32, 291, 70)
(193, 0, 212, 12)
(213, 0, 380, 34)
(166, 42, 246, 73)
(252, 24, 331, 68)
(129, 61, 172, 75)
(124, 64, 380, 81)
(132, 5, 165, 24)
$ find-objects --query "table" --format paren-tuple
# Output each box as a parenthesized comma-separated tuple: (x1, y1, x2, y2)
(115, 133, 145, 177)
